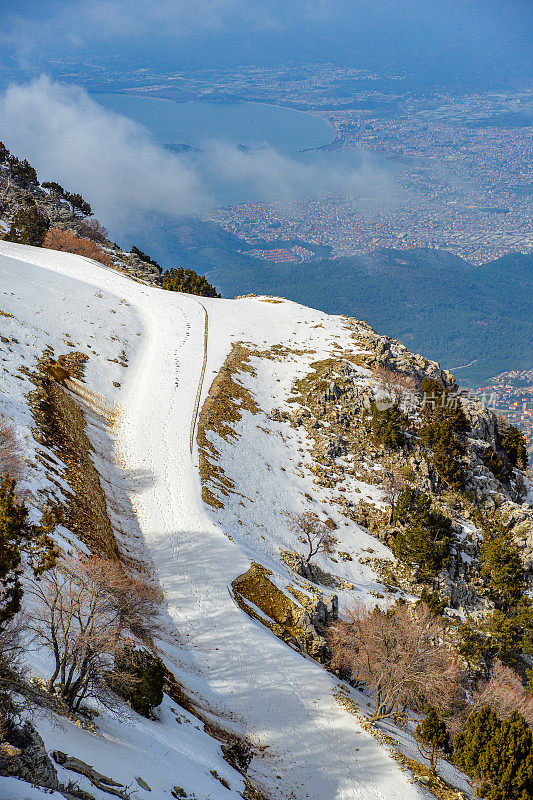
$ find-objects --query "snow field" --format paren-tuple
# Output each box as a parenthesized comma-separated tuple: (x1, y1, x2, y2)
(0, 242, 431, 800)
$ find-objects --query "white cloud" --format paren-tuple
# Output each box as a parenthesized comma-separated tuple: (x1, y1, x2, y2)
(0, 77, 398, 233)
(203, 139, 396, 204)
(0, 76, 209, 227)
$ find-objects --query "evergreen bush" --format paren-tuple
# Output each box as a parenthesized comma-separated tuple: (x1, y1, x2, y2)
(368, 401, 409, 449)
(418, 377, 468, 491)
(0, 478, 56, 627)
(415, 707, 450, 775)
(4, 205, 50, 247)
(392, 488, 452, 575)
(454, 706, 533, 800)
(161, 267, 220, 297)
(499, 424, 528, 470)
(113, 645, 165, 717)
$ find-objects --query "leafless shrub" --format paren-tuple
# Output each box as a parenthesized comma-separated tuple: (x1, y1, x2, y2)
(0, 416, 25, 482)
(43, 228, 112, 268)
(465, 661, 533, 732)
(79, 557, 163, 640)
(26, 555, 162, 712)
(328, 601, 465, 722)
(374, 366, 416, 402)
(76, 218, 108, 244)
(290, 512, 337, 563)
(382, 471, 406, 524)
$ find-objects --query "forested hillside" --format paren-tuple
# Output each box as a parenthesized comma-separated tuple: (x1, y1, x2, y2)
(130, 214, 531, 386)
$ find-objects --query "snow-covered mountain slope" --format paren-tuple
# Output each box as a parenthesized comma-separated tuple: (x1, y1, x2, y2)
(0, 241, 473, 800)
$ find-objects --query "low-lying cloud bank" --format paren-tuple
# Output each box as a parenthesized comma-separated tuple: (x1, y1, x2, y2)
(0, 77, 208, 227)
(0, 76, 397, 232)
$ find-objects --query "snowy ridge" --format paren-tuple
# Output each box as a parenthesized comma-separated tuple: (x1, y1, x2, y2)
(0, 241, 465, 800)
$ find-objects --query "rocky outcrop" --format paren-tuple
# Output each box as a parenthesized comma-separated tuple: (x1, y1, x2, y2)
(282, 331, 532, 616)
(0, 723, 60, 791)
(232, 562, 338, 661)
(347, 319, 456, 390)
(496, 500, 533, 576)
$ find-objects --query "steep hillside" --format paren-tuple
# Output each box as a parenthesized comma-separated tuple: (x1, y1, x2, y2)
(0, 241, 531, 800)
(0, 242, 428, 800)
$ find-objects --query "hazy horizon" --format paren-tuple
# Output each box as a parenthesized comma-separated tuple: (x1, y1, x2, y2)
(1, 1, 532, 91)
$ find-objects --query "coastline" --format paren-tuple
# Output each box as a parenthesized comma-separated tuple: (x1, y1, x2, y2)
(90, 90, 338, 148)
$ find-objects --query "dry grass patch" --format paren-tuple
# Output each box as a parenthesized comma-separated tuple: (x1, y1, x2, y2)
(28, 349, 118, 558)
(197, 343, 259, 509)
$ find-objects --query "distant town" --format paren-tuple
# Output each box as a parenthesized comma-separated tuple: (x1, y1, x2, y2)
(39, 59, 531, 266)
(474, 370, 533, 460)
(196, 68, 532, 265)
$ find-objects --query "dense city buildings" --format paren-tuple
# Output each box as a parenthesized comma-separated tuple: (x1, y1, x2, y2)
(474, 370, 533, 458)
(44, 61, 530, 265)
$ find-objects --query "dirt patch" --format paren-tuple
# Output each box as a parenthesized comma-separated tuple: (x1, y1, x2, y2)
(28, 348, 118, 558)
(232, 562, 303, 646)
(197, 343, 259, 509)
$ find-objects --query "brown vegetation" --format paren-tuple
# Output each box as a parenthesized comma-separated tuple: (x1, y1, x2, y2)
(328, 601, 465, 721)
(456, 660, 533, 732)
(27, 555, 161, 712)
(43, 228, 112, 268)
(29, 352, 117, 557)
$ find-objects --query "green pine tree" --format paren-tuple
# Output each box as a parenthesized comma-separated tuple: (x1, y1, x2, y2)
(161, 267, 220, 298)
(499, 425, 528, 470)
(392, 488, 453, 575)
(0, 478, 57, 626)
(4, 205, 50, 247)
(416, 707, 450, 775)
(454, 706, 501, 779)
(479, 711, 533, 800)
(454, 706, 533, 800)
(481, 532, 526, 611)
(368, 401, 409, 449)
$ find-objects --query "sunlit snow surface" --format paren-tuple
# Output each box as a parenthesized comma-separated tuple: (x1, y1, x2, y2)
(0, 242, 472, 800)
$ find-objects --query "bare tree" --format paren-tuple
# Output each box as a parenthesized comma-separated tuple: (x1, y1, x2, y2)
(27, 555, 161, 712)
(328, 601, 465, 722)
(468, 661, 533, 731)
(374, 367, 416, 403)
(79, 556, 162, 639)
(76, 218, 108, 243)
(290, 512, 337, 564)
(382, 471, 406, 524)
(0, 415, 25, 483)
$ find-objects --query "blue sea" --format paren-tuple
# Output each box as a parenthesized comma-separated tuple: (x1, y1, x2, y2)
(93, 93, 335, 155)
